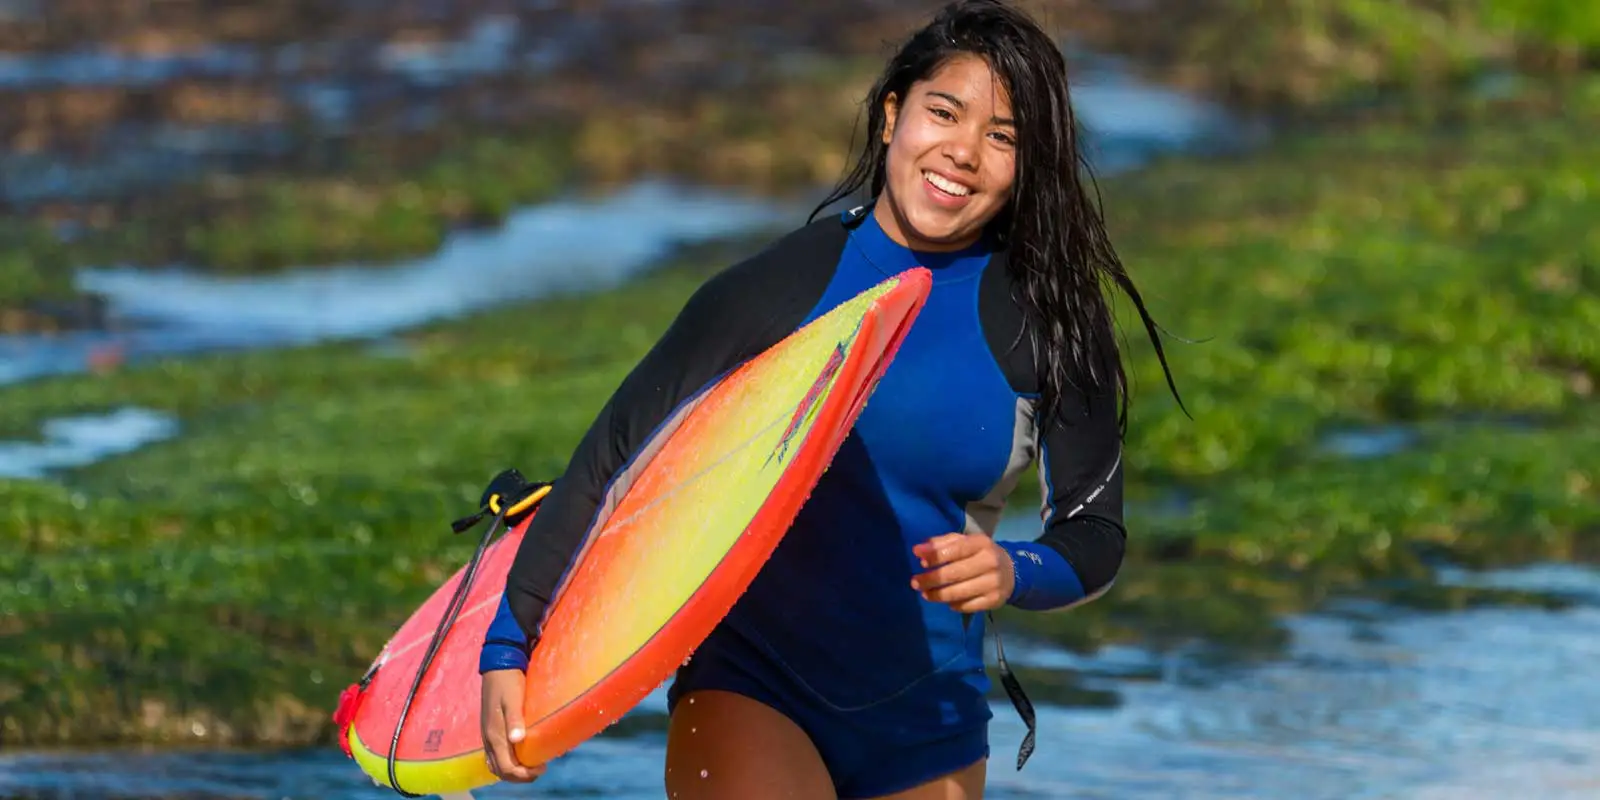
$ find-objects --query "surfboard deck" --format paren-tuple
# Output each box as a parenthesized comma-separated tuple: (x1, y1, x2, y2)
(341, 513, 534, 793)
(338, 267, 932, 795)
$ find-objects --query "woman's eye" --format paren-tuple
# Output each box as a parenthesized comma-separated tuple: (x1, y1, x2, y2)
(929, 107, 956, 121)
(990, 131, 1015, 146)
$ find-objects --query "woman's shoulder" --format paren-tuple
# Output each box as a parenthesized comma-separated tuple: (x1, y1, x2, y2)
(691, 212, 852, 301)
(736, 212, 854, 272)
(670, 213, 851, 335)
(975, 248, 1042, 393)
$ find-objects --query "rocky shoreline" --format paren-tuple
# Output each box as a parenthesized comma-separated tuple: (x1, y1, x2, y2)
(2, 1, 1594, 333)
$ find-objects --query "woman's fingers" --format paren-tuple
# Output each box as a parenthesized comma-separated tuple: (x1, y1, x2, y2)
(913, 537, 999, 589)
(911, 533, 1015, 613)
(912, 549, 995, 592)
(919, 573, 1003, 607)
(481, 670, 544, 783)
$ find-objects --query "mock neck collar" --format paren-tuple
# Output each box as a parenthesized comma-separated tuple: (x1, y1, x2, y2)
(841, 203, 993, 283)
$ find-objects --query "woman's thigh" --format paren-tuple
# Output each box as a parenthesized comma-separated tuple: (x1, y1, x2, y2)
(869, 758, 986, 800)
(665, 689, 838, 800)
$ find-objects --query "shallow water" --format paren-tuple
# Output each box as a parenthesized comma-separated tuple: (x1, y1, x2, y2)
(0, 181, 797, 390)
(1317, 425, 1418, 460)
(5, 561, 1597, 799)
(0, 406, 177, 479)
(0, 181, 792, 478)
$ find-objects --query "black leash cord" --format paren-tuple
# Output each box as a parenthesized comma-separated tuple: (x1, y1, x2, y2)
(990, 612, 1036, 770)
(385, 507, 508, 797)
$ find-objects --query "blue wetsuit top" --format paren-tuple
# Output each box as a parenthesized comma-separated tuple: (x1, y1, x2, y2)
(481, 205, 1126, 745)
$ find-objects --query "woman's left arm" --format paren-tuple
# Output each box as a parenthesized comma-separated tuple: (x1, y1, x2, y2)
(994, 387, 1127, 612)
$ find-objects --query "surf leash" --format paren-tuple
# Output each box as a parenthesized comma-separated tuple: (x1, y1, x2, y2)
(990, 613, 1036, 769)
(961, 611, 1036, 770)
(964, 446, 1125, 772)
(332, 468, 551, 798)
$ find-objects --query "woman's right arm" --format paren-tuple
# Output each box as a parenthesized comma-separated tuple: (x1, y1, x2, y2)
(476, 254, 822, 779)
(480, 237, 837, 673)
(476, 220, 844, 779)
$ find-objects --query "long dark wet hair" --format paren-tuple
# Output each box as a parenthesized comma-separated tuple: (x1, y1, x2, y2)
(810, 0, 1184, 432)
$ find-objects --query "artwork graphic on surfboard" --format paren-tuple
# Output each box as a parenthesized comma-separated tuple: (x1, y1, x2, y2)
(338, 268, 933, 795)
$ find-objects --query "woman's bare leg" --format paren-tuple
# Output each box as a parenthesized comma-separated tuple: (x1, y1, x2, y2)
(871, 758, 986, 800)
(665, 689, 837, 800)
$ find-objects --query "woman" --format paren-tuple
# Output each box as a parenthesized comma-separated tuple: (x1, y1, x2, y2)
(478, 0, 1180, 797)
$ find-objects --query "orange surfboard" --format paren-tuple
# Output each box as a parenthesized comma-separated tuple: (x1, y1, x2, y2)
(338, 268, 932, 795)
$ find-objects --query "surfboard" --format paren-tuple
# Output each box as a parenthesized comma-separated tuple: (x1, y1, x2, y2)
(336, 267, 932, 796)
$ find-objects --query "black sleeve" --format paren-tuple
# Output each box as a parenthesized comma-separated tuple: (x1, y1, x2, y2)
(1034, 384, 1126, 598)
(979, 253, 1127, 600)
(503, 220, 843, 641)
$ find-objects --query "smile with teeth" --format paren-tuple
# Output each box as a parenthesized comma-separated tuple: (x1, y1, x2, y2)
(924, 171, 972, 197)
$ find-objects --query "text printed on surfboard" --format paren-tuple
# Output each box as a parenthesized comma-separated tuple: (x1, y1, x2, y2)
(769, 341, 849, 466)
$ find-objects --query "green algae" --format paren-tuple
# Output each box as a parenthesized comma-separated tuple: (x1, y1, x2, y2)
(0, 222, 85, 328)
(1079, 0, 1599, 109)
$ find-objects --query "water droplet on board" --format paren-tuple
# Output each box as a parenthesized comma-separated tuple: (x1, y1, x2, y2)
(690, 727, 697, 733)
(700, 769, 709, 778)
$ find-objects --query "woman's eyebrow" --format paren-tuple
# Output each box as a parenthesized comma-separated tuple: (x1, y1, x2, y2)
(927, 90, 1015, 125)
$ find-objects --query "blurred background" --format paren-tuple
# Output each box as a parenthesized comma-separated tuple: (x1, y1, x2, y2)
(0, 1, 1596, 798)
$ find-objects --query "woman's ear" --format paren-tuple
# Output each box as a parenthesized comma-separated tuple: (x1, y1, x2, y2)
(881, 92, 900, 145)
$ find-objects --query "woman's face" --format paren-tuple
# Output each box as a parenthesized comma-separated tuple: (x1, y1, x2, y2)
(875, 53, 1018, 253)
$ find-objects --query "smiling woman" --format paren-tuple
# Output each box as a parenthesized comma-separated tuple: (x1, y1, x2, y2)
(813, 2, 1183, 435)
(478, 2, 1185, 799)
(874, 52, 1019, 252)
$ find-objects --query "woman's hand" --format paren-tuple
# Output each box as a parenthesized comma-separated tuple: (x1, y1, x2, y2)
(481, 669, 548, 783)
(911, 533, 1015, 613)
